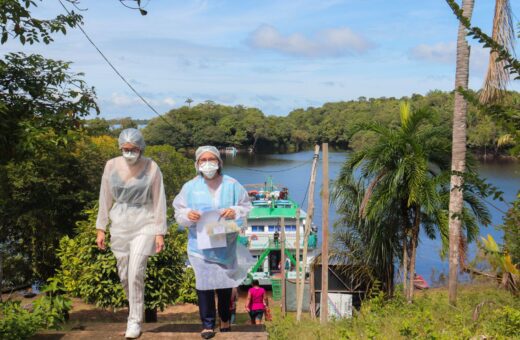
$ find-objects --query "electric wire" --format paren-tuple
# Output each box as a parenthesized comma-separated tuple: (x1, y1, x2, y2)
(58, 0, 177, 131)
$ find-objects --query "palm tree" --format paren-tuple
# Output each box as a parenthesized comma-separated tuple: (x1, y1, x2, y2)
(335, 104, 451, 301)
(185, 97, 193, 108)
(479, 0, 515, 104)
(333, 103, 490, 301)
(448, 0, 474, 306)
(332, 174, 402, 295)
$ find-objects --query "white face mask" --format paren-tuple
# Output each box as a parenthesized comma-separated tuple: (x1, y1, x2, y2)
(122, 150, 140, 165)
(199, 161, 219, 179)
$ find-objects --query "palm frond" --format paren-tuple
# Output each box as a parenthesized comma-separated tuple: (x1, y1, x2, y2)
(480, 0, 515, 104)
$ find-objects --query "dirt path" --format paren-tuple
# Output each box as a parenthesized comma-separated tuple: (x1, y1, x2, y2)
(32, 288, 271, 339)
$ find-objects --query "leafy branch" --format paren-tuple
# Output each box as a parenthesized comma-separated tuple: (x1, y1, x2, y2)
(445, 0, 520, 79)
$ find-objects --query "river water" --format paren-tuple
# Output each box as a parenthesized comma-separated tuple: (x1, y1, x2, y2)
(222, 150, 520, 283)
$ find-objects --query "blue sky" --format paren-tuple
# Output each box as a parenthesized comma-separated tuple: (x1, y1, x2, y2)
(3, 0, 520, 119)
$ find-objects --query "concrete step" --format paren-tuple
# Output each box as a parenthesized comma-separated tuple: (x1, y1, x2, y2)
(35, 323, 268, 340)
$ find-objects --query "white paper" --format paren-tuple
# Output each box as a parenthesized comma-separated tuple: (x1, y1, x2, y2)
(196, 210, 227, 249)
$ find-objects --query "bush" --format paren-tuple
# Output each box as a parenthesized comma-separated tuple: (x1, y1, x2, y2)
(0, 301, 41, 340)
(52, 207, 195, 311)
(0, 282, 71, 340)
(266, 284, 520, 339)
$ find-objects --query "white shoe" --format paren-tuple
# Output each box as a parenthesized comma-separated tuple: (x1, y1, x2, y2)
(125, 323, 141, 339)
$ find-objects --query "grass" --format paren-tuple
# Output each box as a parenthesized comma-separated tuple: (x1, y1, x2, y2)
(266, 281, 520, 340)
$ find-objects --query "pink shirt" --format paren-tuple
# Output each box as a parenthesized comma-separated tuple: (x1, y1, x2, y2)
(248, 287, 266, 311)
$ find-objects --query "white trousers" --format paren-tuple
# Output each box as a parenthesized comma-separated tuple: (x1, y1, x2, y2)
(114, 234, 155, 326)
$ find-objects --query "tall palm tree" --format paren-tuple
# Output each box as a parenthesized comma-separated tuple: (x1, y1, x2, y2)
(185, 97, 194, 108)
(448, 0, 474, 306)
(335, 104, 451, 301)
(333, 103, 489, 301)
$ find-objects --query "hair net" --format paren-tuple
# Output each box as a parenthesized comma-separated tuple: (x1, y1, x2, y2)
(118, 128, 146, 150)
(195, 145, 223, 170)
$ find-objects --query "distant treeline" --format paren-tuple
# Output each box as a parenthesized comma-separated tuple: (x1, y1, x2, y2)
(85, 90, 520, 156)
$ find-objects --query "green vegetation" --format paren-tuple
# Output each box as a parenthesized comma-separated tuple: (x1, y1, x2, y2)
(267, 284, 520, 339)
(0, 52, 100, 286)
(139, 90, 520, 157)
(332, 103, 490, 300)
(0, 284, 72, 340)
(51, 207, 196, 311)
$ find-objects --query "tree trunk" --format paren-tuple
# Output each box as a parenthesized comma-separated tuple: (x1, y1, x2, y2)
(448, 0, 474, 307)
(402, 236, 408, 299)
(0, 250, 3, 302)
(407, 206, 421, 303)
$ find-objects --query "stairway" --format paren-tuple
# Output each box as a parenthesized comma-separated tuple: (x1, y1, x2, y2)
(35, 322, 268, 339)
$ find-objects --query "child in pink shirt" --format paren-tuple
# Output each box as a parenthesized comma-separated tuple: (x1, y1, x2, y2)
(245, 280, 269, 324)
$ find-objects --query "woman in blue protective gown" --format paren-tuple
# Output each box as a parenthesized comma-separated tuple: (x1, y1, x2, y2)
(173, 145, 253, 339)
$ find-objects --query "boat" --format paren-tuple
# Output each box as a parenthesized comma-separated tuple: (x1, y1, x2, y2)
(223, 146, 238, 156)
(239, 177, 319, 286)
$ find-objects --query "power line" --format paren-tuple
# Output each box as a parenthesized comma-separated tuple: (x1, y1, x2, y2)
(58, 0, 177, 131)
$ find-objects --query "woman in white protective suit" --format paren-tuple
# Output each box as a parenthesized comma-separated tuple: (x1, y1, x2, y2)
(173, 145, 254, 339)
(95, 128, 167, 339)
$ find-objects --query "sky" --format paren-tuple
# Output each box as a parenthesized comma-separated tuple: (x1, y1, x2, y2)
(3, 0, 520, 119)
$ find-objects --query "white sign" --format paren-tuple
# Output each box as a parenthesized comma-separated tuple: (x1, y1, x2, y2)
(196, 210, 226, 249)
(327, 293, 352, 319)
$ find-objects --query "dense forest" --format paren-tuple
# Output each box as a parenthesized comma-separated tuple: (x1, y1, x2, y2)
(88, 90, 519, 157)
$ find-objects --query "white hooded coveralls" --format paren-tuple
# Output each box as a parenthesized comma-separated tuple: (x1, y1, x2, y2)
(96, 156, 167, 326)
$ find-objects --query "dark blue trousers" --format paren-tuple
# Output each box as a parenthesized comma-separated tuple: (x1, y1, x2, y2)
(197, 288, 232, 330)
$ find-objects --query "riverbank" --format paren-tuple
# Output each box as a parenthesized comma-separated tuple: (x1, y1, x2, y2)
(267, 280, 520, 339)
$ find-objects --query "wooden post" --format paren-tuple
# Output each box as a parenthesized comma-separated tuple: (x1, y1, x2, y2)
(320, 143, 329, 324)
(280, 217, 286, 316)
(310, 264, 316, 320)
(295, 209, 301, 318)
(296, 144, 320, 321)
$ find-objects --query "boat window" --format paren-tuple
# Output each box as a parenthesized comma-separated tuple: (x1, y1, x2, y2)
(251, 225, 265, 232)
(268, 225, 280, 232)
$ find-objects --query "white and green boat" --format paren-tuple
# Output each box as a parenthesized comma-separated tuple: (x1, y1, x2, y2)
(239, 178, 318, 286)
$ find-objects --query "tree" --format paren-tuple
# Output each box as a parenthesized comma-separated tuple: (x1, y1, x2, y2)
(0, 0, 82, 45)
(0, 52, 100, 286)
(0, 53, 98, 163)
(334, 103, 489, 301)
(448, 0, 474, 306)
(185, 97, 194, 108)
(144, 145, 195, 202)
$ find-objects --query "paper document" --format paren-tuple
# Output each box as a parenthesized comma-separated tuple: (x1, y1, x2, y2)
(196, 210, 227, 249)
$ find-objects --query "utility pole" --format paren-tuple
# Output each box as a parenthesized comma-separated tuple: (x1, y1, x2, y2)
(280, 217, 286, 316)
(296, 145, 320, 321)
(320, 143, 329, 324)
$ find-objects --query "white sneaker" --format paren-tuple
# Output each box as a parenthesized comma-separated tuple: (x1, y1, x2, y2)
(125, 323, 141, 339)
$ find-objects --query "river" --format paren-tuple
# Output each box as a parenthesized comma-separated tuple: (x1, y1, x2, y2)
(222, 150, 520, 284)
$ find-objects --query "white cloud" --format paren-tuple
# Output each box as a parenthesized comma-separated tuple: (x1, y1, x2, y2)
(409, 42, 456, 64)
(409, 41, 491, 75)
(108, 93, 176, 108)
(248, 25, 375, 57)
(110, 93, 142, 107)
(163, 97, 176, 106)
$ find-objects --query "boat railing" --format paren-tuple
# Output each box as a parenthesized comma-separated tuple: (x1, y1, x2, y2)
(239, 233, 317, 249)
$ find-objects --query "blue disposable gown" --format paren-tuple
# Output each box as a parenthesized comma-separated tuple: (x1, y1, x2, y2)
(173, 175, 254, 290)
